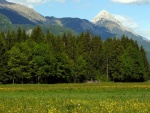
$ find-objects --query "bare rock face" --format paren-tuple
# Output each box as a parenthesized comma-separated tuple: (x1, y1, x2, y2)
(92, 10, 130, 34)
(92, 10, 150, 61)
(92, 10, 142, 39)
(0, 0, 46, 23)
(0, 0, 7, 4)
(0, 0, 11, 4)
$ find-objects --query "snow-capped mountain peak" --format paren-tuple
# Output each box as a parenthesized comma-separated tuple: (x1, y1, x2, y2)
(92, 10, 138, 33)
(92, 10, 120, 24)
(92, 10, 141, 39)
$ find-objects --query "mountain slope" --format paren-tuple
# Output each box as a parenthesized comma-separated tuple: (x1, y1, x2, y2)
(0, 0, 77, 35)
(0, 0, 46, 24)
(0, 8, 36, 25)
(0, 12, 11, 25)
(0, 1, 150, 61)
(0, 14, 77, 36)
(46, 16, 115, 39)
(92, 10, 139, 38)
(92, 10, 150, 61)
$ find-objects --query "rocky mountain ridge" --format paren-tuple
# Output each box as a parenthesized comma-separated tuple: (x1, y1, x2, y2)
(0, 0, 150, 61)
(45, 16, 115, 39)
(0, 0, 46, 24)
(92, 10, 150, 45)
(92, 10, 138, 37)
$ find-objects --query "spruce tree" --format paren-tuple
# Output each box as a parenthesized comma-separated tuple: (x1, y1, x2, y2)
(0, 32, 7, 83)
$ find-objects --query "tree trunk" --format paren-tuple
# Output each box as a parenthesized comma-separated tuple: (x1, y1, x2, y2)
(107, 58, 109, 81)
(37, 76, 40, 84)
(13, 76, 15, 84)
(21, 77, 23, 84)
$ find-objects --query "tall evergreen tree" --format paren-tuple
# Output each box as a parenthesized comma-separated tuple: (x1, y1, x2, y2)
(0, 32, 8, 83)
(90, 36, 103, 80)
(1, 27, 150, 84)
(31, 26, 45, 43)
(140, 46, 150, 81)
(16, 27, 22, 42)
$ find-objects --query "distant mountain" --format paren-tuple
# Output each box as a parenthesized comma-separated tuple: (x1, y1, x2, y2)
(0, 0, 7, 4)
(0, 0, 114, 39)
(92, 10, 150, 60)
(92, 10, 141, 39)
(0, 14, 76, 36)
(0, 0, 46, 24)
(46, 16, 115, 39)
(0, 13, 10, 25)
(0, 0, 77, 35)
(0, 1, 150, 61)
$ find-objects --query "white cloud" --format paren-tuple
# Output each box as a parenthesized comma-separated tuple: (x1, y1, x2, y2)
(113, 14, 150, 39)
(8, 0, 65, 4)
(7, 0, 65, 8)
(113, 14, 139, 29)
(72, 0, 80, 2)
(111, 0, 150, 4)
(26, 0, 43, 4)
(8, 0, 44, 4)
(137, 29, 150, 39)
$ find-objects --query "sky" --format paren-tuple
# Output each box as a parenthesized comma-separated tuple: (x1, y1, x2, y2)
(7, 0, 150, 40)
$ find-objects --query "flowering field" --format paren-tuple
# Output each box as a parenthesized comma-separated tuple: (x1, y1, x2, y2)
(0, 83, 150, 113)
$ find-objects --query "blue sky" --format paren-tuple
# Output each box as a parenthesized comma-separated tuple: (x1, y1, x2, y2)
(8, 0, 150, 40)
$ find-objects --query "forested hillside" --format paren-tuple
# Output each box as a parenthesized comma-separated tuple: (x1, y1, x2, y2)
(0, 26, 149, 84)
(0, 13, 77, 36)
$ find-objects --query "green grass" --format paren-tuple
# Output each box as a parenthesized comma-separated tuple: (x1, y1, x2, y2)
(0, 83, 150, 113)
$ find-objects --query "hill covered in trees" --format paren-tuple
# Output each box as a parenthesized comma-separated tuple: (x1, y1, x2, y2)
(0, 26, 150, 84)
(0, 13, 77, 36)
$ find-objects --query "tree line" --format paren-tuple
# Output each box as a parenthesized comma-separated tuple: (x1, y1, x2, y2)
(0, 26, 150, 84)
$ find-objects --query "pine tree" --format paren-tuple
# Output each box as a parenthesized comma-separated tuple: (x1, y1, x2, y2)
(103, 38, 113, 81)
(31, 26, 45, 43)
(16, 27, 22, 42)
(0, 32, 8, 83)
(90, 36, 103, 80)
(140, 46, 150, 81)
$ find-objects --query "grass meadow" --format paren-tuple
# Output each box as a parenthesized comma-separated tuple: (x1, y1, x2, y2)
(0, 83, 150, 113)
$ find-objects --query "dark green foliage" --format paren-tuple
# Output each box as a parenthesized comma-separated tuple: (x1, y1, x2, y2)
(30, 26, 45, 43)
(140, 46, 150, 80)
(0, 14, 12, 31)
(0, 27, 149, 84)
(0, 32, 8, 83)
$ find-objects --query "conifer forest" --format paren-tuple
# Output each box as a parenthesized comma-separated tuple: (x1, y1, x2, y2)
(0, 26, 150, 84)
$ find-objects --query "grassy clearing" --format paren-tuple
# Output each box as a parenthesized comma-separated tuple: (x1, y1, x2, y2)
(0, 83, 150, 113)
